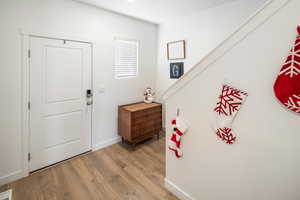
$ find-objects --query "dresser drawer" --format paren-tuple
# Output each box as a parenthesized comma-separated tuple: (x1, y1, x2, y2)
(132, 112, 162, 125)
(132, 106, 161, 119)
(132, 124, 162, 139)
(132, 119, 162, 133)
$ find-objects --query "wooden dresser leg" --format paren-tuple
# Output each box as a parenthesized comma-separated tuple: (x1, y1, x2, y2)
(121, 137, 124, 144)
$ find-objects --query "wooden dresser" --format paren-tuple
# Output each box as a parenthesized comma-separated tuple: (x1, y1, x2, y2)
(118, 102, 162, 147)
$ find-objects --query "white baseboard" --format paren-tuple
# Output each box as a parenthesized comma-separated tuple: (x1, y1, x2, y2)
(0, 170, 27, 186)
(165, 178, 195, 200)
(92, 136, 121, 151)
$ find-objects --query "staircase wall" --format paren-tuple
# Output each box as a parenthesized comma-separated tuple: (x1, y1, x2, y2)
(163, 1, 300, 200)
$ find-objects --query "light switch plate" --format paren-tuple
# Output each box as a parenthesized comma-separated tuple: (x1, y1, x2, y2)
(98, 84, 105, 94)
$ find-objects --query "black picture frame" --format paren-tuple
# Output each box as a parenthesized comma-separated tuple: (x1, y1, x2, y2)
(170, 62, 184, 79)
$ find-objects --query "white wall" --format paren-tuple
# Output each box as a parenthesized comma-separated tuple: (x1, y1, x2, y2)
(0, 0, 157, 185)
(156, 0, 267, 96)
(164, 0, 300, 200)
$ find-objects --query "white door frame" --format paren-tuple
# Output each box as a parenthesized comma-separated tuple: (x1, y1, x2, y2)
(20, 30, 95, 178)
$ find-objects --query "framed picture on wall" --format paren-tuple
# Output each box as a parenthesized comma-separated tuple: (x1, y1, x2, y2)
(170, 62, 184, 79)
(167, 40, 186, 60)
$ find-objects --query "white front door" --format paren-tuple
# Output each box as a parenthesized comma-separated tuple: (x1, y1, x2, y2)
(29, 37, 92, 172)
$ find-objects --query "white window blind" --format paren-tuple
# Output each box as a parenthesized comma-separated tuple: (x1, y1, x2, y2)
(114, 39, 139, 79)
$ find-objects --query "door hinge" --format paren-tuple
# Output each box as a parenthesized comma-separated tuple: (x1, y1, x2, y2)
(28, 49, 31, 58)
(28, 153, 31, 161)
(28, 102, 31, 110)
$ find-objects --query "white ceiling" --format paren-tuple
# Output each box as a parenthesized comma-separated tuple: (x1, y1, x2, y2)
(76, 0, 237, 24)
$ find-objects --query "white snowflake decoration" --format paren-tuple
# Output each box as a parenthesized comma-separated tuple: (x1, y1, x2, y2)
(280, 41, 300, 78)
(285, 94, 300, 113)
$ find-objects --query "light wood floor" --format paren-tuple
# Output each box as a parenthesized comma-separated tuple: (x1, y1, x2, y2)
(0, 137, 179, 200)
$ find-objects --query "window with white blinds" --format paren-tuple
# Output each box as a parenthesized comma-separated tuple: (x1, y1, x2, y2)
(114, 39, 139, 79)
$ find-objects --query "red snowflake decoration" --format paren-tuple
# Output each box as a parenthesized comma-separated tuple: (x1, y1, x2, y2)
(214, 85, 247, 116)
(216, 127, 236, 144)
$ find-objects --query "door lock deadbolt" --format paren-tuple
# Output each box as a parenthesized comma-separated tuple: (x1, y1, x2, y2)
(86, 89, 93, 98)
(86, 89, 93, 105)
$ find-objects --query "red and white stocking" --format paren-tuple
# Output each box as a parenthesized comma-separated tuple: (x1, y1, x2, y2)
(213, 85, 248, 144)
(168, 117, 188, 158)
(274, 26, 300, 114)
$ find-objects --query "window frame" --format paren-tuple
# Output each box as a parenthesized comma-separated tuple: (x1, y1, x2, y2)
(114, 38, 140, 79)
